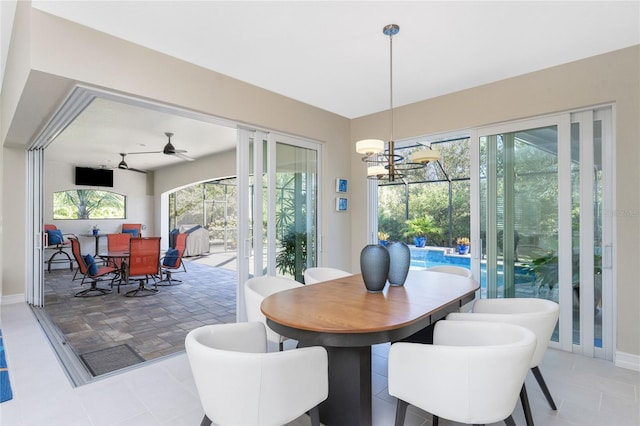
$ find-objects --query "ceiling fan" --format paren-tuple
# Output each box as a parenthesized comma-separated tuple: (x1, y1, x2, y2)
(116, 153, 147, 174)
(128, 132, 195, 161)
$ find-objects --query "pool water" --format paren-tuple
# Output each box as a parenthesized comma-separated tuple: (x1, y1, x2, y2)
(409, 247, 537, 298)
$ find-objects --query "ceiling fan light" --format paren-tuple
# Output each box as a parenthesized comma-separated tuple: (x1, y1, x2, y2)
(163, 141, 176, 155)
(356, 139, 385, 155)
(410, 149, 441, 164)
(118, 153, 128, 169)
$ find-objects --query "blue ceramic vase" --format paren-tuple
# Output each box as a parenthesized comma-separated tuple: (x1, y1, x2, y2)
(360, 244, 390, 293)
(413, 236, 427, 248)
(387, 242, 410, 286)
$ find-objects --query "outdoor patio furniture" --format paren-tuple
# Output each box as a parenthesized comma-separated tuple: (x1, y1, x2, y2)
(158, 233, 187, 286)
(44, 224, 75, 273)
(69, 237, 118, 297)
(125, 237, 161, 297)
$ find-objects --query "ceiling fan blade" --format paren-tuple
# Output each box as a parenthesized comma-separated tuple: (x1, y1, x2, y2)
(127, 151, 163, 155)
(172, 151, 195, 161)
(128, 167, 148, 174)
(127, 133, 193, 161)
(116, 153, 147, 173)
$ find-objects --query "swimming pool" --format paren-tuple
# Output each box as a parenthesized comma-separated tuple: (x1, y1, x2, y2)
(409, 247, 537, 298)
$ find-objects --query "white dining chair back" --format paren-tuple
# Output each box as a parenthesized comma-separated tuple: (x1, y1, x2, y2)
(425, 265, 472, 278)
(304, 267, 351, 285)
(388, 320, 536, 426)
(244, 275, 303, 350)
(446, 297, 560, 426)
(425, 265, 474, 312)
(185, 322, 328, 426)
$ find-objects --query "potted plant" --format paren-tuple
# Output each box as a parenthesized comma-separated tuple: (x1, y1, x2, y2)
(92, 224, 100, 236)
(404, 217, 438, 248)
(456, 237, 470, 254)
(275, 227, 308, 283)
(378, 231, 389, 247)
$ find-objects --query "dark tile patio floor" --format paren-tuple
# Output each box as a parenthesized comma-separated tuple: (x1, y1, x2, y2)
(41, 258, 237, 372)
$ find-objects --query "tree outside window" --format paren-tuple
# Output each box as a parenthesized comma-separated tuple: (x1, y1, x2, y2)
(53, 190, 126, 219)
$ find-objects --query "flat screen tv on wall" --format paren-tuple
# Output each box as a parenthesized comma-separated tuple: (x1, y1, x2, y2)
(75, 167, 114, 188)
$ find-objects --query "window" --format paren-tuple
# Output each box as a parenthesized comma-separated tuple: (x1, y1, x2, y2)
(378, 137, 471, 247)
(53, 190, 126, 219)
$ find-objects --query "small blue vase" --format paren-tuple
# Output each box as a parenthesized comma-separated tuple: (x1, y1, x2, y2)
(414, 236, 427, 248)
(360, 244, 390, 293)
(387, 242, 410, 286)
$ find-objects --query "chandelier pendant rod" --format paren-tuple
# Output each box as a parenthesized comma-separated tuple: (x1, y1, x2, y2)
(386, 24, 398, 181)
(356, 24, 438, 181)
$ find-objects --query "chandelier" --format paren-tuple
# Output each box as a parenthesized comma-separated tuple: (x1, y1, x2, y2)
(356, 24, 440, 181)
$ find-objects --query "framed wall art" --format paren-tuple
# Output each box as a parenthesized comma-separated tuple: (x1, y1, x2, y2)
(336, 197, 348, 212)
(335, 178, 348, 193)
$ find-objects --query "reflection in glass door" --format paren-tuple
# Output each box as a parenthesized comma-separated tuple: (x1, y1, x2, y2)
(478, 109, 612, 359)
(274, 141, 318, 282)
(480, 124, 561, 302)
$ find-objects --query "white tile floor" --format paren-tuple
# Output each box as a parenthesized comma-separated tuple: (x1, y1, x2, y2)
(1, 302, 639, 426)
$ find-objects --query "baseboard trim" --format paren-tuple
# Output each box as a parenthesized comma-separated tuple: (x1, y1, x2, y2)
(615, 351, 640, 372)
(1, 293, 26, 305)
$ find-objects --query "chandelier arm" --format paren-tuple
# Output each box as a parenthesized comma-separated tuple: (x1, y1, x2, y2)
(394, 161, 428, 172)
(361, 153, 403, 164)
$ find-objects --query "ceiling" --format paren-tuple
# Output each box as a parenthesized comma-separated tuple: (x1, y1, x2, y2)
(28, 1, 640, 171)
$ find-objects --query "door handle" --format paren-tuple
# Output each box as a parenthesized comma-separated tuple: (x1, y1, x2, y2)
(603, 244, 612, 269)
(244, 238, 251, 259)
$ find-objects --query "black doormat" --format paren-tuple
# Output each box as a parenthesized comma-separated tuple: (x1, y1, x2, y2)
(79, 344, 145, 377)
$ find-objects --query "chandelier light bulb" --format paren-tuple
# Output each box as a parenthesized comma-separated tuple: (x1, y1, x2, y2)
(410, 149, 441, 164)
(356, 139, 385, 155)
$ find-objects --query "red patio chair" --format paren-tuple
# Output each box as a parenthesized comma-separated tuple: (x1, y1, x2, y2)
(125, 237, 161, 297)
(106, 233, 131, 267)
(121, 223, 142, 238)
(44, 224, 75, 273)
(69, 237, 118, 297)
(158, 232, 188, 286)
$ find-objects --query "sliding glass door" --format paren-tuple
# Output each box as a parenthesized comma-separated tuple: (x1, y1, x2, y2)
(27, 149, 46, 306)
(478, 108, 613, 358)
(237, 130, 320, 321)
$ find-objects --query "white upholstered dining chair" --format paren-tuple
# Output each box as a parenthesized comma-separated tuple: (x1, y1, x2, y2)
(388, 320, 536, 426)
(425, 265, 472, 278)
(244, 275, 303, 351)
(185, 322, 328, 426)
(303, 266, 351, 285)
(426, 265, 474, 311)
(446, 297, 560, 426)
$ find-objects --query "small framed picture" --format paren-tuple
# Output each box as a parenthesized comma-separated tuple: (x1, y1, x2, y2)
(336, 197, 348, 212)
(336, 178, 348, 193)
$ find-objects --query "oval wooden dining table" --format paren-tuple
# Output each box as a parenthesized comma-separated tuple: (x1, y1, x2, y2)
(262, 270, 479, 426)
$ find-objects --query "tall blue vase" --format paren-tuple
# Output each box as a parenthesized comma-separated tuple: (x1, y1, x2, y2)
(360, 244, 390, 293)
(387, 242, 410, 286)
